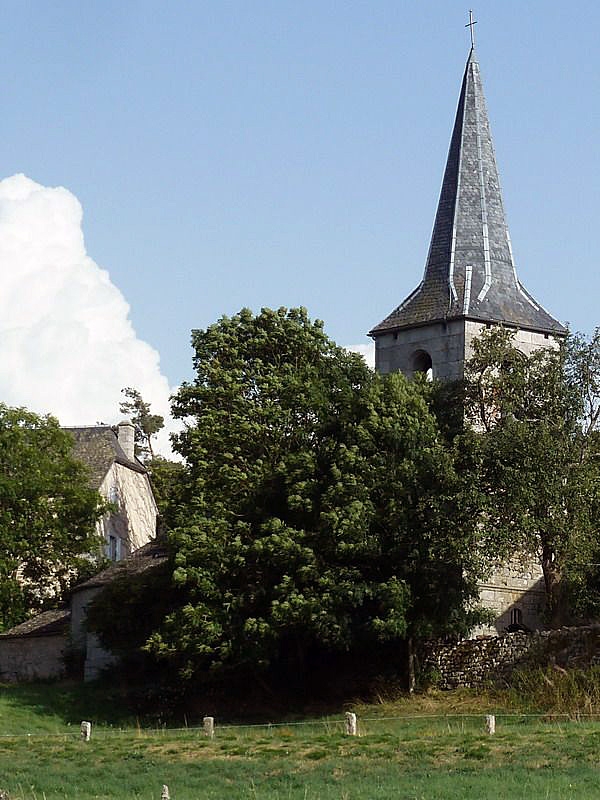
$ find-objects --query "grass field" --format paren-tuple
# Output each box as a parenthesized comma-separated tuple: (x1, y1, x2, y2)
(2, 682, 600, 799)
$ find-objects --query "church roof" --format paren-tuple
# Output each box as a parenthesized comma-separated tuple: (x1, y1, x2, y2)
(370, 47, 566, 337)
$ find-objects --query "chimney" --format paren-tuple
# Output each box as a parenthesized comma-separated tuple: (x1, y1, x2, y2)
(117, 419, 136, 461)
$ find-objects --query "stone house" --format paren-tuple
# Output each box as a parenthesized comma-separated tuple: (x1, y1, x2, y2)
(369, 44, 566, 633)
(0, 538, 168, 682)
(69, 537, 168, 680)
(0, 421, 161, 682)
(0, 609, 70, 682)
(66, 420, 158, 561)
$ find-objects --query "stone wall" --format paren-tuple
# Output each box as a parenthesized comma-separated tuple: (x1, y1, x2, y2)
(0, 633, 66, 682)
(375, 319, 560, 384)
(476, 559, 545, 635)
(375, 318, 467, 381)
(71, 584, 116, 681)
(464, 320, 560, 361)
(83, 632, 118, 681)
(423, 625, 600, 689)
(99, 463, 157, 559)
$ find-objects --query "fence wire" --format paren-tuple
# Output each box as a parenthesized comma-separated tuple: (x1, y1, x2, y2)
(3, 710, 600, 741)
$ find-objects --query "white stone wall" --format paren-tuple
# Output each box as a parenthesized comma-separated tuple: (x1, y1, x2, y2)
(99, 463, 157, 559)
(70, 585, 119, 682)
(83, 632, 118, 681)
(375, 319, 467, 381)
(70, 586, 101, 651)
(464, 320, 560, 361)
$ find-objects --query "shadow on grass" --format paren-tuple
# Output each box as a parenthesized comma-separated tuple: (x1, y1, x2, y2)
(0, 679, 138, 727)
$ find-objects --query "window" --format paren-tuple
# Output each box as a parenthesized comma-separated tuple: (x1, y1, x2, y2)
(411, 349, 433, 381)
(510, 608, 523, 627)
(107, 535, 121, 562)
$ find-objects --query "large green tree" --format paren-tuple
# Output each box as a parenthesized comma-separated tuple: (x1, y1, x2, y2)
(0, 405, 105, 630)
(145, 307, 483, 686)
(559, 328, 600, 619)
(462, 327, 600, 626)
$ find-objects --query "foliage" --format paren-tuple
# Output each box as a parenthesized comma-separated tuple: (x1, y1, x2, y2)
(85, 556, 181, 684)
(560, 328, 600, 618)
(146, 455, 187, 522)
(424, 376, 467, 444)
(564, 328, 600, 435)
(348, 372, 485, 642)
(119, 386, 164, 460)
(462, 327, 600, 626)
(0, 405, 104, 630)
(144, 307, 484, 684)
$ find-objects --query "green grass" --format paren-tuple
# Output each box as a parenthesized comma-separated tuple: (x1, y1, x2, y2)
(2, 682, 600, 799)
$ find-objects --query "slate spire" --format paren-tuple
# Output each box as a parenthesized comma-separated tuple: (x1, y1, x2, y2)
(370, 47, 565, 336)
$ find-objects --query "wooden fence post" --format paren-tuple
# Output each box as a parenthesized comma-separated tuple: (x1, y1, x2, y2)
(203, 716, 215, 738)
(345, 712, 357, 736)
(485, 714, 496, 735)
(161, 785, 170, 800)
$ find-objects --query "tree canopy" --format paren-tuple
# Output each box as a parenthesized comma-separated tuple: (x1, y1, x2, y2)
(462, 327, 600, 626)
(119, 387, 164, 460)
(141, 308, 483, 685)
(0, 405, 105, 630)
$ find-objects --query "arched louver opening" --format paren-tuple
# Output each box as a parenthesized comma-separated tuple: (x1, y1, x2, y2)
(412, 349, 433, 381)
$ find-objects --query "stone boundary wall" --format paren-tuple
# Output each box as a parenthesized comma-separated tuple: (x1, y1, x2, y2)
(423, 625, 600, 689)
(0, 633, 66, 682)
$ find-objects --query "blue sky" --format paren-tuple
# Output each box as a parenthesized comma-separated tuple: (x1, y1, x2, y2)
(2, 0, 599, 389)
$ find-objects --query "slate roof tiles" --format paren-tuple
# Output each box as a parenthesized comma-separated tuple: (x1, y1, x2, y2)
(65, 426, 146, 489)
(370, 48, 566, 338)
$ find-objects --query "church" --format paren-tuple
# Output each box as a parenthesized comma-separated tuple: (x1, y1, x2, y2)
(369, 35, 566, 632)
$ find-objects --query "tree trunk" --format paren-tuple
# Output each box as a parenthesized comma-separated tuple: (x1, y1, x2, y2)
(541, 547, 567, 628)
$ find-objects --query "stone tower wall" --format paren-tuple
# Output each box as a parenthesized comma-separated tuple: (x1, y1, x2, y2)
(375, 318, 561, 633)
(476, 559, 546, 634)
(375, 319, 559, 383)
(374, 319, 466, 381)
(464, 320, 560, 361)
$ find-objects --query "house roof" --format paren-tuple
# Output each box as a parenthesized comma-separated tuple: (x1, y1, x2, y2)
(72, 537, 169, 592)
(0, 541, 168, 639)
(65, 425, 147, 489)
(370, 48, 566, 338)
(0, 608, 70, 639)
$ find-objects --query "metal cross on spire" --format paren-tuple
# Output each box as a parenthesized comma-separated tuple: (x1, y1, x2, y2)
(465, 9, 477, 48)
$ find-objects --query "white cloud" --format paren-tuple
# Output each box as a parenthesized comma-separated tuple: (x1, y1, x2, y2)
(0, 174, 175, 455)
(345, 342, 375, 370)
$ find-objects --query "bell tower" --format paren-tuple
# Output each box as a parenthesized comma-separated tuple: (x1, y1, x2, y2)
(369, 32, 567, 633)
(369, 44, 565, 378)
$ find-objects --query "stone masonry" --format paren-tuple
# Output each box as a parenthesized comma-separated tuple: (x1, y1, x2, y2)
(423, 625, 600, 690)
